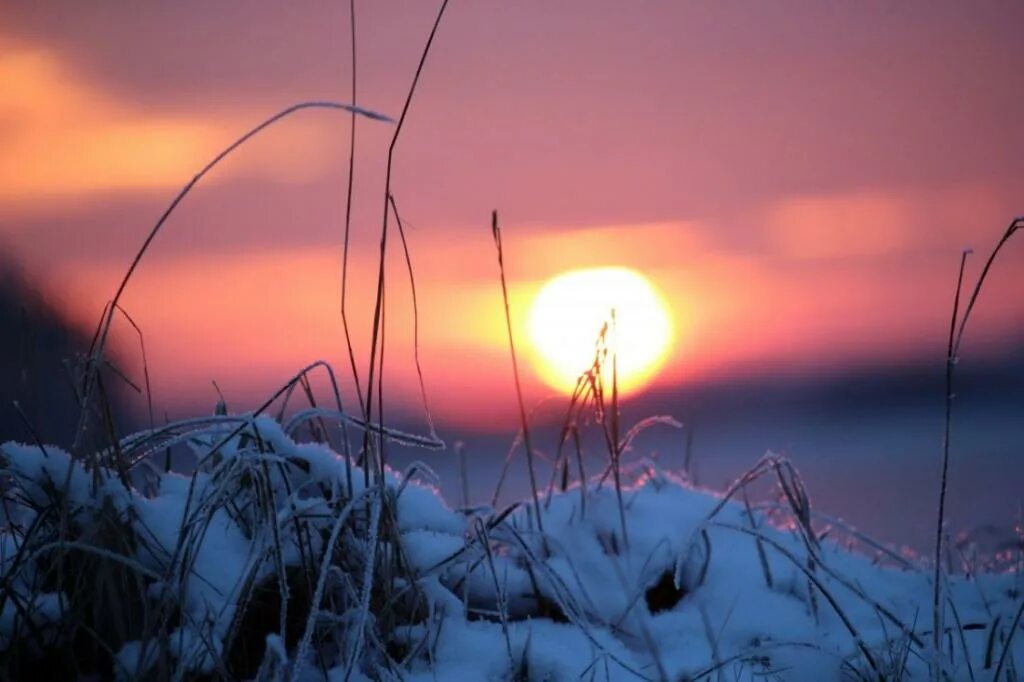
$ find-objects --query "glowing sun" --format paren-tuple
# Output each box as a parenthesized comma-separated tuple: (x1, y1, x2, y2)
(526, 267, 673, 395)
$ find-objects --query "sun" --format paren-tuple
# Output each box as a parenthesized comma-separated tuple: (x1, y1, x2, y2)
(526, 267, 673, 395)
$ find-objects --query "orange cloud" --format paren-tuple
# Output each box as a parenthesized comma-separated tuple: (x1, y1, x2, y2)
(766, 182, 1018, 260)
(768, 190, 911, 259)
(0, 43, 341, 204)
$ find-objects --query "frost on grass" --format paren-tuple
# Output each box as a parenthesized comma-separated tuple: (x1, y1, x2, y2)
(1, 416, 1021, 680)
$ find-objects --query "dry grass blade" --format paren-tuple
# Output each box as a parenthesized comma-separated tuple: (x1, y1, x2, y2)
(361, 0, 451, 487)
(291, 487, 379, 682)
(343, 492, 383, 681)
(75, 100, 393, 455)
(490, 394, 560, 508)
(993, 599, 1024, 682)
(933, 217, 1021, 668)
(111, 304, 155, 432)
(491, 210, 544, 535)
(752, 502, 917, 571)
(952, 217, 1022, 355)
(474, 520, 516, 674)
(715, 522, 883, 680)
(608, 310, 629, 550)
(283, 406, 444, 450)
(338, 0, 367, 429)
(388, 193, 438, 439)
(934, 247, 970, 668)
(500, 525, 653, 681)
(690, 642, 834, 681)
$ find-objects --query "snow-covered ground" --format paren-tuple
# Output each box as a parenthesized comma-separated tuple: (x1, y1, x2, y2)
(1, 414, 1021, 680)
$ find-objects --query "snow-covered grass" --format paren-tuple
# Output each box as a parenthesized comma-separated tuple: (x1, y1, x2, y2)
(2, 395, 1022, 680)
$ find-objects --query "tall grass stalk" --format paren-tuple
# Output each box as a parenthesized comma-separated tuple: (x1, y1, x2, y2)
(361, 0, 450, 487)
(932, 217, 1021, 670)
(389, 193, 438, 438)
(339, 0, 366, 426)
(609, 309, 629, 551)
(491, 210, 544, 534)
(74, 100, 391, 456)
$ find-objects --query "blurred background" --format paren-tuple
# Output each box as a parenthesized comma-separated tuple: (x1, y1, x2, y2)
(1, 1, 1021, 552)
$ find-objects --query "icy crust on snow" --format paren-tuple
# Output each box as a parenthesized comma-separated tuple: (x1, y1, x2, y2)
(1, 418, 1021, 680)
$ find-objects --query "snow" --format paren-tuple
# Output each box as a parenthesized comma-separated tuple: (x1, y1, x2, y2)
(1, 417, 1021, 680)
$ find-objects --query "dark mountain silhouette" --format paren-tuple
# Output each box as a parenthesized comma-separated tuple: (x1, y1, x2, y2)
(0, 262, 133, 448)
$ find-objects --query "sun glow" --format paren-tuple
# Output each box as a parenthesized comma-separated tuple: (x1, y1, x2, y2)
(526, 267, 674, 395)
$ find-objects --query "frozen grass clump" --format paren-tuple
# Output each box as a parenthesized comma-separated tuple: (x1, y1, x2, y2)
(0, 412, 461, 680)
(4, 410, 1021, 680)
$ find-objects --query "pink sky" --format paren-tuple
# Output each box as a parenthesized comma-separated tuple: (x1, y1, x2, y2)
(1, 1, 1021, 427)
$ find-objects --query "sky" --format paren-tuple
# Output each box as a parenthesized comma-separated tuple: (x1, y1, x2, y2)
(1, 0, 1022, 434)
